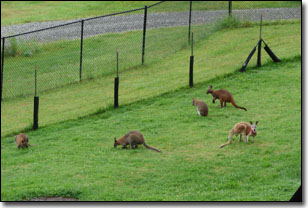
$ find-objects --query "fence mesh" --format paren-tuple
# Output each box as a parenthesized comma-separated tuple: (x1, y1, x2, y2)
(2, 22, 82, 99)
(0, 1, 230, 100)
(82, 10, 144, 79)
(191, 1, 228, 41)
(1, 1, 300, 137)
(146, 1, 190, 64)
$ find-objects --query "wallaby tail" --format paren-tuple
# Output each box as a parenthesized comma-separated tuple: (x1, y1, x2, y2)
(231, 97, 247, 111)
(219, 128, 234, 148)
(143, 143, 161, 152)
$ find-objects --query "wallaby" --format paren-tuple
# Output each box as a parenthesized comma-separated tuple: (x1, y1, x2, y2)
(192, 98, 208, 116)
(206, 85, 247, 111)
(220, 121, 258, 148)
(15, 133, 29, 149)
(114, 131, 161, 152)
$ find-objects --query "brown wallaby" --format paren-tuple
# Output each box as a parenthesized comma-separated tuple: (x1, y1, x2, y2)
(220, 121, 258, 148)
(114, 131, 161, 152)
(192, 98, 208, 116)
(15, 133, 29, 149)
(206, 85, 247, 111)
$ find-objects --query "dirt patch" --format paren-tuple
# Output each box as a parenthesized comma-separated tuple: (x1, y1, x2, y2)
(29, 197, 79, 201)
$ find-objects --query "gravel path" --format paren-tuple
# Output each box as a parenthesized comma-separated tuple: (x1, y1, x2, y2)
(1, 7, 301, 42)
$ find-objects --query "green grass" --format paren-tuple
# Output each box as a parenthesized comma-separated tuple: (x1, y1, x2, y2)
(1, 1, 301, 26)
(3, 23, 216, 99)
(1, 20, 301, 138)
(1, 56, 301, 201)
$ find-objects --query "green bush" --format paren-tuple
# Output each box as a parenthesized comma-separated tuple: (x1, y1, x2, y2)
(4, 37, 41, 57)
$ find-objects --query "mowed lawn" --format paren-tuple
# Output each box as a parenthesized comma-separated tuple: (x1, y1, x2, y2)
(1, 20, 301, 137)
(1, 57, 301, 201)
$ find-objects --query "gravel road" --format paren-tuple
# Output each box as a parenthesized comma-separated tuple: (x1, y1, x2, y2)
(1, 7, 301, 42)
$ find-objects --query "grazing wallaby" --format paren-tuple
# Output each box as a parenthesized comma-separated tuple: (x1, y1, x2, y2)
(192, 98, 208, 116)
(114, 131, 161, 152)
(15, 133, 29, 149)
(220, 121, 258, 148)
(206, 85, 247, 111)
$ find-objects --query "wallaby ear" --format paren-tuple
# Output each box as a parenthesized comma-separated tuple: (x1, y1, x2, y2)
(114, 137, 117, 142)
(209, 85, 212, 88)
(250, 121, 253, 125)
(255, 121, 259, 125)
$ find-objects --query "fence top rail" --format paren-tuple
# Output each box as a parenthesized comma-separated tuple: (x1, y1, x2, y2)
(2, 2, 165, 39)
(148, 1, 165, 8)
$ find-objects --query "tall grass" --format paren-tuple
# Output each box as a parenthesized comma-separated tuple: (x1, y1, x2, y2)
(4, 37, 41, 57)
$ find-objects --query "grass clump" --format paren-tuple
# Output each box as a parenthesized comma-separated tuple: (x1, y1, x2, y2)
(4, 37, 41, 57)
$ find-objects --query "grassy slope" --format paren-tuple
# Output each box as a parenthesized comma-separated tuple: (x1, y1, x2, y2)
(1, 1, 301, 26)
(1, 20, 301, 137)
(1, 57, 301, 201)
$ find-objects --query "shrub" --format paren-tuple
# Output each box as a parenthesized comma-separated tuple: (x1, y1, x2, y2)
(4, 37, 41, 57)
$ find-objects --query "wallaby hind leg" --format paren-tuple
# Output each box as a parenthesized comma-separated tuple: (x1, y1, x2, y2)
(220, 129, 234, 148)
(220, 98, 224, 108)
(224, 101, 227, 107)
(129, 142, 134, 149)
(244, 135, 248, 143)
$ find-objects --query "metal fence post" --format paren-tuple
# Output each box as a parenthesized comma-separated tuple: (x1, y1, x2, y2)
(33, 66, 39, 130)
(1, 38, 5, 102)
(142, 5, 148, 65)
(188, 1, 192, 43)
(229, 1, 232, 16)
(79, 20, 84, 81)
(114, 50, 119, 108)
(189, 32, 194, 88)
(257, 40, 262, 67)
(257, 12, 262, 67)
(33, 96, 39, 130)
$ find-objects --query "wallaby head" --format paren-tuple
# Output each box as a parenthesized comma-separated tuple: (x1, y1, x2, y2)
(192, 98, 196, 106)
(206, 85, 216, 103)
(15, 133, 29, 149)
(114, 137, 119, 148)
(249, 121, 259, 136)
(206, 85, 213, 94)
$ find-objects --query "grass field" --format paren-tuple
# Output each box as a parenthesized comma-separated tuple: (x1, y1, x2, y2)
(1, 56, 301, 201)
(1, 1, 300, 26)
(1, 20, 301, 138)
(0, 6, 301, 200)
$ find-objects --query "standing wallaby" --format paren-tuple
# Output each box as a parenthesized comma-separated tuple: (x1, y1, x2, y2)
(206, 85, 247, 111)
(220, 121, 258, 148)
(114, 131, 161, 152)
(15, 133, 29, 149)
(192, 98, 208, 116)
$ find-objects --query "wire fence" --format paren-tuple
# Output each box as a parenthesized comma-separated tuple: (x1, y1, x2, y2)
(0, 1, 301, 136)
(0, 1, 230, 100)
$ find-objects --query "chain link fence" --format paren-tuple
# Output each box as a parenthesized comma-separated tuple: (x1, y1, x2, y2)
(1, 1, 301, 136)
(1, 1, 230, 100)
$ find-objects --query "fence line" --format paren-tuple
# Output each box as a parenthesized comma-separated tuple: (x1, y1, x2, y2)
(4, 1, 224, 100)
(1, 1, 230, 132)
(1, 1, 299, 135)
(1, 2, 163, 40)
